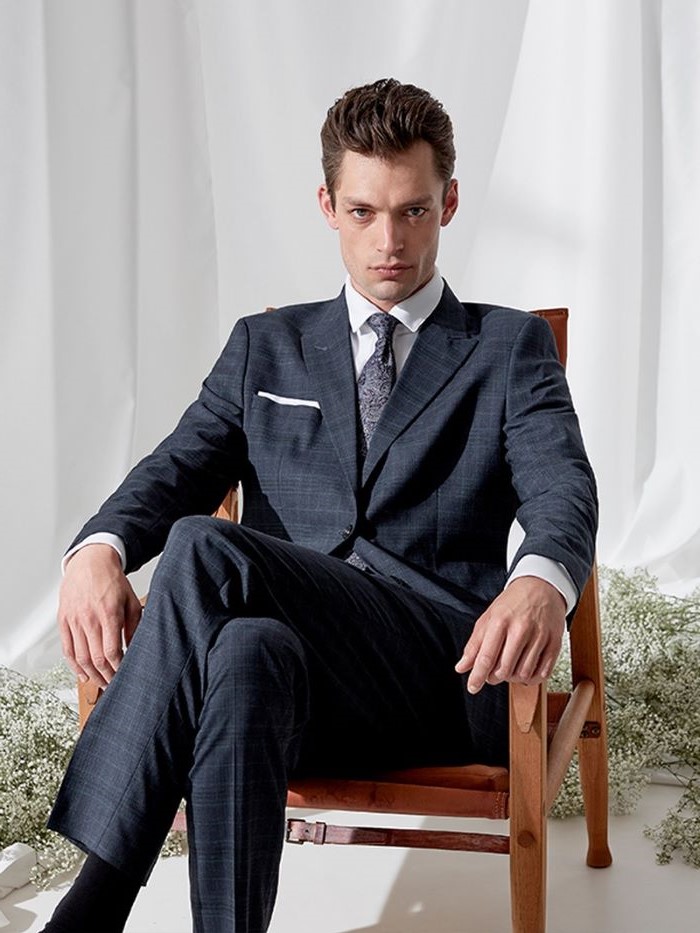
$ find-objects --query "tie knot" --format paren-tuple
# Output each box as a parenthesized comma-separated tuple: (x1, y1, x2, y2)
(367, 312, 398, 341)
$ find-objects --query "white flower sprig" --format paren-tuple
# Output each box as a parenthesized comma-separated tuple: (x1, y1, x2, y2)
(0, 666, 82, 886)
(550, 567, 700, 866)
(0, 665, 187, 889)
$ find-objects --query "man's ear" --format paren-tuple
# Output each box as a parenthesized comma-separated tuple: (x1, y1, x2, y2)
(440, 179, 459, 227)
(318, 185, 339, 230)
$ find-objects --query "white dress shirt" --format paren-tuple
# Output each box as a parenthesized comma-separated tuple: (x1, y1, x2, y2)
(65, 270, 577, 612)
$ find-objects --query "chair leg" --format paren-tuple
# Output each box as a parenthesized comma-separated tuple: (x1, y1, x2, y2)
(569, 567, 613, 870)
(509, 684, 547, 933)
(578, 729, 613, 868)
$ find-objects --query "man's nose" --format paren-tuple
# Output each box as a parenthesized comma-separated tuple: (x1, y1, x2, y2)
(377, 216, 403, 255)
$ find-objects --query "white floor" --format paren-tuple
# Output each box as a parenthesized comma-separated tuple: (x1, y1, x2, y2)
(2, 785, 698, 933)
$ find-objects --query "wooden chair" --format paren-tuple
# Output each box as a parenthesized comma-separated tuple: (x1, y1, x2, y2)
(78, 308, 612, 933)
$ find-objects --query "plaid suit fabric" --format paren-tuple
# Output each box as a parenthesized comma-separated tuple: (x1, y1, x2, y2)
(49, 519, 500, 931)
(53, 283, 597, 931)
(70, 285, 597, 604)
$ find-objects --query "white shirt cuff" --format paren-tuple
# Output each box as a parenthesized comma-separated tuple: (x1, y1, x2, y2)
(507, 555, 578, 614)
(62, 533, 127, 575)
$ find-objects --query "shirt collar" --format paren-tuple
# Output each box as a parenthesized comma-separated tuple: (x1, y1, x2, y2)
(345, 269, 444, 334)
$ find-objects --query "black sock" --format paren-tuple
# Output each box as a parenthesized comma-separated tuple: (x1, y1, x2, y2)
(41, 852, 142, 933)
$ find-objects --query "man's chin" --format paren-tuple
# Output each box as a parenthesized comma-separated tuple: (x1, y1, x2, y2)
(350, 273, 422, 310)
(366, 281, 415, 307)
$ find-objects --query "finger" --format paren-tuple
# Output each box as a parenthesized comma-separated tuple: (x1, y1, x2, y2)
(516, 623, 564, 682)
(466, 625, 507, 695)
(93, 588, 134, 680)
(59, 617, 88, 683)
(536, 652, 556, 681)
(510, 632, 550, 682)
(455, 607, 492, 674)
(455, 630, 482, 674)
(535, 640, 562, 681)
(83, 617, 120, 687)
(101, 619, 124, 675)
(71, 622, 110, 690)
(532, 619, 564, 681)
(123, 593, 143, 647)
(489, 632, 529, 683)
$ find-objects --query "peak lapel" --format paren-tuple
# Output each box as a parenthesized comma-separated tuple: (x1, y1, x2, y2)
(362, 284, 480, 483)
(302, 293, 359, 494)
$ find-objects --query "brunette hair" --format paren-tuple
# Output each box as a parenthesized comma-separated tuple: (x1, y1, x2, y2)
(320, 78, 455, 207)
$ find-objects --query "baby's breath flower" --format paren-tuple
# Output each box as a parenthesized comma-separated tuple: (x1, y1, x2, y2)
(0, 664, 187, 889)
(550, 568, 700, 867)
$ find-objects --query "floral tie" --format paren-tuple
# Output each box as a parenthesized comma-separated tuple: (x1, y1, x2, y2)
(357, 312, 398, 457)
(346, 312, 398, 571)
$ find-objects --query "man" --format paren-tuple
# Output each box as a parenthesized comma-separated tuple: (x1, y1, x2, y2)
(44, 79, 597, 932)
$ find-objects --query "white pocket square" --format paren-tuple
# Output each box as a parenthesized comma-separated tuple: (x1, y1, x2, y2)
(256, 391, 321, 410)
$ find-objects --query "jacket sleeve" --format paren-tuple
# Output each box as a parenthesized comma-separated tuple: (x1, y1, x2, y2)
(68, 318, 251, 573)
(503, 313, 598, 597)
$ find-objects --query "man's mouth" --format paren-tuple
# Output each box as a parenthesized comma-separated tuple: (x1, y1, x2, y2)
(372, 264, 410, 277)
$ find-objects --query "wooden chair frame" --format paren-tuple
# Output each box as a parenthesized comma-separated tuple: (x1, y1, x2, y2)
(78, 308, 611, 933)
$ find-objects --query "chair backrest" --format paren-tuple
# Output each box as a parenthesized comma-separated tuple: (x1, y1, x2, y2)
(532, 308, 568, 366)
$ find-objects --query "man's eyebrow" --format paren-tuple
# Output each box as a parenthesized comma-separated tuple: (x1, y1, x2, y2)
(340, 195, 436, 208)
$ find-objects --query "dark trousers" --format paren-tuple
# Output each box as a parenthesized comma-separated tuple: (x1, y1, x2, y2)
(48, 517, 508, 932)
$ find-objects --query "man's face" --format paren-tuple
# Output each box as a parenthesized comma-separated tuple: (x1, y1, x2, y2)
(318, 141, 458, 311)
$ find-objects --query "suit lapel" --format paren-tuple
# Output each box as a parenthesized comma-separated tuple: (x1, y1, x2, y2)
(362, 284, 480, 483)
(302, 293, 360, 494)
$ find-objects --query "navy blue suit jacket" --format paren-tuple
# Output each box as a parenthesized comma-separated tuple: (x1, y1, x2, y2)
(73, 283, 598, 616)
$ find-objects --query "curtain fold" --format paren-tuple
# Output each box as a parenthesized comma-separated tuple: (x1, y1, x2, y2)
(1, 0, 697, 670)
(609, 0, 700, 583)
(1, 0, 220, 669)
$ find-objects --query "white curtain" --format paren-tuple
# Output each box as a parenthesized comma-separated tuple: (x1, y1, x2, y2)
(1, 0, 697, 672)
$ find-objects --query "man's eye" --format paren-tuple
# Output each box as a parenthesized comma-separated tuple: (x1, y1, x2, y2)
(351, 208, 370, 219)
(406, 207, 427, 217)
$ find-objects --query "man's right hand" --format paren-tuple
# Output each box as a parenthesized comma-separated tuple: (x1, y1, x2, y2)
(58, 544, 143, 688)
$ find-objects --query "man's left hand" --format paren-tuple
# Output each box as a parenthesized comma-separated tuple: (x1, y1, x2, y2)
(455, 576, 566, 694)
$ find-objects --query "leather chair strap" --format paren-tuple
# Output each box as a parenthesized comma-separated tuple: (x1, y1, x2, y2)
(286, 819, 509, 854)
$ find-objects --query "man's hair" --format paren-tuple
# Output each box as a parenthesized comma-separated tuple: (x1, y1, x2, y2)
(321, 78, 455, 207)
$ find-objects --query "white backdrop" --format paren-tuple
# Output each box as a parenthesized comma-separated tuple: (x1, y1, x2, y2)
(1, 0, 698, 671)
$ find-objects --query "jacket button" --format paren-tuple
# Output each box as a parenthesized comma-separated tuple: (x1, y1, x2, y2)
(341, 524, 353, 539)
